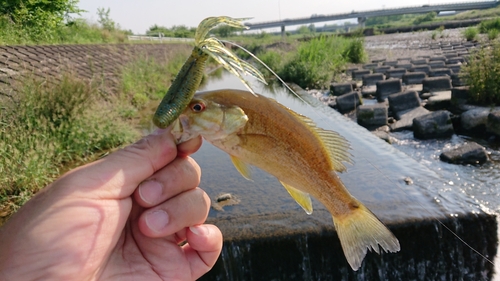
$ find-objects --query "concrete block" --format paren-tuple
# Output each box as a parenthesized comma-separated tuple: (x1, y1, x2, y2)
(346, 67, 359, 75)
(363, 63, 379, 70)
(336, 91, 362, 114)
(425, 91, 452, 111)
(410, 65, 431, 74)
(376, 79, 402, 102)
(452, 86, 469, 101)
(385, 68, 407, 79)
(373, 66, 392, 74)
(388, 90, 421, 119)
(330, 82, 353, 96)
(429, 56, 447, 62)
(396, 63, 413, 70)
(487, 110, 500, 136)
(357, 104, 388, 129)
(451, 73, 466, 87)
(390, 107, 430, 131)
(403, 72, 426, 85)
(371, 58, 386, 64)
(447, 64, 462, 74)
(352, 69, 371, 80)
(413, 110, 454, 139)
(383, 60, 398, 66)
(362, 73, 384, 86)
(430, 68, 453, 77)
(411, 58, 428, 65)
(422, 76, 452, 93)
(446, 57, 465, 64)
(429, 61, 446, 69)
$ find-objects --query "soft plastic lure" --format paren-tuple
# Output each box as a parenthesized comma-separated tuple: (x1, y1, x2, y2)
(153, 16, 267, 128)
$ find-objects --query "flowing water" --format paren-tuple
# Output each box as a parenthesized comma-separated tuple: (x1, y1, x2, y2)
(192, 72, 498, 280)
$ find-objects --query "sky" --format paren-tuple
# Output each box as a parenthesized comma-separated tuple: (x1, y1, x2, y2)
(77, 0, 480, 34)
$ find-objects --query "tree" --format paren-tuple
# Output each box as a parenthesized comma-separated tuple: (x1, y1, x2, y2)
(97, 7, 115, 31)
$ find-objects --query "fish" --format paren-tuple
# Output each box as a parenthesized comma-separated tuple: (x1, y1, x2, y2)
(153, 16, 267, 129)
(171, 89, 401, 270)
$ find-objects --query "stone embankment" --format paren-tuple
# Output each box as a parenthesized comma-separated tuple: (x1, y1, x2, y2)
(0, 43, 191, 96)
(313, 29, 492, 165)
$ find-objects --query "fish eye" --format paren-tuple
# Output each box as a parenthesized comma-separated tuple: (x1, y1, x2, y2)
(191, 102, 205, 112)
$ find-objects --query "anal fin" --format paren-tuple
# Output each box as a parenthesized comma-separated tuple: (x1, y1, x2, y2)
(280, 181, 313, 215)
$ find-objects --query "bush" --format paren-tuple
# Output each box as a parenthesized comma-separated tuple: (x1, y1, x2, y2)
(488, 29, 499, 40)
(463, 27, 478, 41)
(342, 37, 366, 63)
(462, 43, 500, 105)
(479, 18, 500, 33)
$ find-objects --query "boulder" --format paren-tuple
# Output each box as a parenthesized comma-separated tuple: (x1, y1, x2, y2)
(376, 79, 402, 102)
(336, 91, 362, 114)
(362, 73, 384, 87)
(487, 110, 500, 136)
(440, 142, 488, 165)
(422, 76, 452, 93)
(460, 107, 490, 134)
(403, 72, 426, 85)
(413, 110, 454, 139)
(330, 82, 353, 96)
(390, 107, 430, 132)
(356, 104, 388, 129)
(388, 91, 421, 119)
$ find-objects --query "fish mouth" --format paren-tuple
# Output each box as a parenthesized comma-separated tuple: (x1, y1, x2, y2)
(171, 115, 198, 144)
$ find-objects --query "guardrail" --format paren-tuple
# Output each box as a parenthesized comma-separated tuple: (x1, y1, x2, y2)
(127, 35, 194, 42)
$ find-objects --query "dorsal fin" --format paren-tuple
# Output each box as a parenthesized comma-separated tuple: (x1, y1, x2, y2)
(271, 99, 352, 172)
(280, 181, 313, 215)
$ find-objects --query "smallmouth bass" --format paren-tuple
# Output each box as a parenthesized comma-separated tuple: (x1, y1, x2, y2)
(171, 89, 400, 270)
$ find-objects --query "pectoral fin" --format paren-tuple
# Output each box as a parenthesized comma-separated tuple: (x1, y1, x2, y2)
(280, 181, 313, 215)
(230, 155, 252, 181)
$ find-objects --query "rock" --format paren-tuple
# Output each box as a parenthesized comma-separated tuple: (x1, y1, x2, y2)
(460, 108, 490, 133)
(376, 79, 402, 102)
(388, 90, 421, 119)
(413, 110, 454, 139)
(487, 110, 500, 136)
(403, 72, 426, 85)
(330, 82, 353, 96)
(422, 76, 452, 93)
(390, 107, 430, 132)
(425, 91, 452, 111)
(440, 142, 488, 165)
(372, 130, 393, 143)
(362, 73, 384, 87)
(356, 104, 388, 129)
(336, 91, 362, 114)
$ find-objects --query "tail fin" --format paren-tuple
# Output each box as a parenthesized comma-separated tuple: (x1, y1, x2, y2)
(333, 203, 400, 270)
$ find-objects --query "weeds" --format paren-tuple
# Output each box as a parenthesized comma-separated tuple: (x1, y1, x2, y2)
(462, 43, 500, 105)
(0, 74, 139, 222)
(463, 27, 478, 41)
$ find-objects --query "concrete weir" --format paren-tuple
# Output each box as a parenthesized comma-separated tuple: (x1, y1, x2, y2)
(196, 77, 497, 280)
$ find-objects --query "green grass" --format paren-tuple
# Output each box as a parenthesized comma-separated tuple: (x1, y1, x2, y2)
(462, 43, 500, 105)
(256, 35, 366, 89)
(0, 49, 196, 223)
(463, 27, 479, 41)
(0, 74, 139, 221)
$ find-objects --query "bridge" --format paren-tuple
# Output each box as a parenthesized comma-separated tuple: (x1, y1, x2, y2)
(244, 1, 499, 34)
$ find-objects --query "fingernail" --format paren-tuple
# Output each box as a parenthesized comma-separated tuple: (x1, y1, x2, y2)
(139, 180, 163, 204)
(189, 225, 209, 236)
(146, 210, 169, 232)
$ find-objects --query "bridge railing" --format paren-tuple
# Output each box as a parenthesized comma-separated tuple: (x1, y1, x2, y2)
(127, 35, 194, 42)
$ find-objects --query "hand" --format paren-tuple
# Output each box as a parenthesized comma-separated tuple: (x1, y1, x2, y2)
(0, 129, 222, 281)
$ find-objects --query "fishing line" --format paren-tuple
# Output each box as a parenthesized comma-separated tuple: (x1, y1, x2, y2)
(218, 37, 495, 267)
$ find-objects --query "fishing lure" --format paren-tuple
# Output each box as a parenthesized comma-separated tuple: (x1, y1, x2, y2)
(153, 16, 267, 128)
